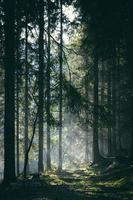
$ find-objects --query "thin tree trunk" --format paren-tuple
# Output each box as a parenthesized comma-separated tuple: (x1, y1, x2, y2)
(4, 0, 16, 183)
(38, 0, 44, 173)
(16, 74, 20, 176)
(93, 49, 102, 164)
(58, 0, 63, 171)
(16, 21, 20, 176)
(107, 67, 112, 156)
(46, 0, 51, 170)
(24, 14, 29, 178)
(85, 74, 89, 163)
(24, 110, 38, 180)
(112, 47, 117, 156)
(100, 61, 105, 155)
(116, 45, 121, 153)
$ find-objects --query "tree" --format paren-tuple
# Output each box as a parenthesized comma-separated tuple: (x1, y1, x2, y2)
(24, 12, 29, 178)
(111, 46, 117, 156)
(15, 5, 21, 175)
(107, 65, 112, 156)
(58, 0, 63, 171)
(46, 0, 51, 170)
(3, 0, 16, 183)
(38, 0, 44, 173)
(92, 48, 101, 163)
(84, 73, 89, 163)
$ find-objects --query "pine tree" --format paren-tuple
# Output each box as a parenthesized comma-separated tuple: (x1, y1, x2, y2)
(46, 0, 51, 170)
(93, 48, 101, 163)
(38, 0, 45, 173)
(24, 13, 29, 178)
(58, 0, 63, 171)
(4, 0, 16, 183)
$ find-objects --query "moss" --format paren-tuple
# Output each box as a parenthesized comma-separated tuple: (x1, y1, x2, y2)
(34, 165, 133, 199)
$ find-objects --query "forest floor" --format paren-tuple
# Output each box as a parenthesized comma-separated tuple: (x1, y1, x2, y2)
(0, 163, 133, 200)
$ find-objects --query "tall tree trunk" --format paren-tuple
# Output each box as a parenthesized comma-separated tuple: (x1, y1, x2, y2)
(16, 69, 20, 176)
(23, 110, 38, 180)
(85, 74, 89, 163)
(24, 14, 29, 178)
(112, 47, 117, 156)
(4, 0, 16, 183)
(38, 0, 44, 173)
(116, 45, 121, 153)
(107, 66, 112, 156)
(100, 61, 105, 155)
(16, 16, 20, 176)
(46, 0, 51, 170)
(93, 49, 101, 164)
(125, 8, 133, 159)
(58, 0, 63, 171)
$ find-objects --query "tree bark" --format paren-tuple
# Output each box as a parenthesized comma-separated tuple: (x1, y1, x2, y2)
(16, 15, 20, 176)
(100, 61, 105, 155)
(85, 74, 89, 163)
(112, 47, 117, 156)
(58, 0, 63, 171)
(24, 111, 38, 180)
(38, 0, 44, 173)
(46, 0, 51, 170)
(107, 66, 112, 156)
(93, 49, 102, 164)
(24, 14, 29, 177)
(116, 45, 121, 153)
(4, 0, 16, 183)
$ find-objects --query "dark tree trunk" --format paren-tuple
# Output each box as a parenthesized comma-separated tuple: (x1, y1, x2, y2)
(23, 110, 38, 180)
(58, 0, 63, 171)
(85, 74, 89, 163)
(116, 45, 121, 153)
(16, 16, 20, 176)
(93, 49, 102, 164)
(107, 66, 112, 156)
(125, 28, 133, 160)
(4, 0, 16, 183)
(46, 0, 51, 170)
(38, 0, 44, 173)
(24, 14, 29, 178)
(100, 61, 105, 155)
(16, 69, 20, 176)
(112, 48, 117, 156)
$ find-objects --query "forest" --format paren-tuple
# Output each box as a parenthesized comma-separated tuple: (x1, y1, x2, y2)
(0, 0, 133, 199)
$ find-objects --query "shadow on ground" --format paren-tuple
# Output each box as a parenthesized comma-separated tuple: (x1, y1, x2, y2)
(0, 167, 132, 200)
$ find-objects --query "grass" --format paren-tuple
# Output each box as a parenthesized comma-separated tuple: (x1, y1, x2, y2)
(0, 164, 133, 200)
